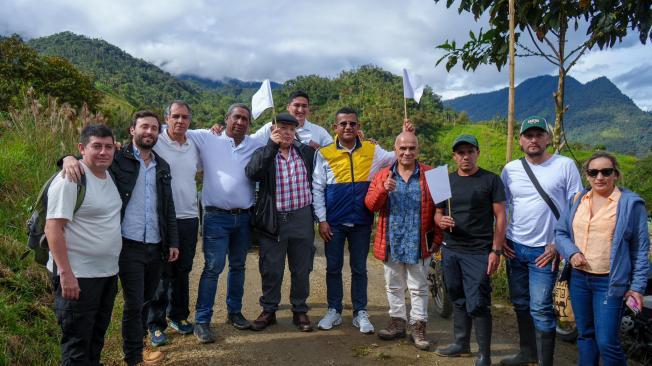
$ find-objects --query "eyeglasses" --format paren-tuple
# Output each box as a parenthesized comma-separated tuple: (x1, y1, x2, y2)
(338, 121, 358, 128)
(586, 168, 615, 178)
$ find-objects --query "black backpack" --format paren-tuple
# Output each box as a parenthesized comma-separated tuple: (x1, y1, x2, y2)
(23, 172, 86, 265)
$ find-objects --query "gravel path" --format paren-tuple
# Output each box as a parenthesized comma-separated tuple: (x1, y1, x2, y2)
(157, 235, 579, 365)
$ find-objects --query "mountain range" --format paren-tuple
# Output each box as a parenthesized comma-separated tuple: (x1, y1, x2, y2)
(21, 31, 651, 156)
(443, 75, 652, 155)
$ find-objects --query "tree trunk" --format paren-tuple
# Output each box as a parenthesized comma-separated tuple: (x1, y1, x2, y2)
(506, 0, 516, 163)
(552, 12, 568, 153)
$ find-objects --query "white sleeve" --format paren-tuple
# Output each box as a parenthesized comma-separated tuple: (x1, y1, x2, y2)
(373, 144, 397, 169)
(501, 167, 512, 217)
(250, 122, 272, 142)
(186, 128, 211, 148)
(46, 175, 77, 221)
(317, 126, 334, 146)
(312, 151, 328, 222)
(565, 160, 583, 201)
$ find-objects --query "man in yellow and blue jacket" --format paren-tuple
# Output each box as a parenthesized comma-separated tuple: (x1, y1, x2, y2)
(312, 106, 412, 334)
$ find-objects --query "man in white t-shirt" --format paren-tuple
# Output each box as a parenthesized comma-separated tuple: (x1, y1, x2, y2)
(500, 117, 581, 366)
(250, 90, 333, 148)
(148, 100, 202, 345)
(45, 124, 122, 365)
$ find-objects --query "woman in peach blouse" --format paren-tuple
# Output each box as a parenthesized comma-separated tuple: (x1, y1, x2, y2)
(556, 152, 649, 366)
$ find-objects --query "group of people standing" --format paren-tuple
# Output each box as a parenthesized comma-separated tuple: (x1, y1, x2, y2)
(44, 89, 648, 366)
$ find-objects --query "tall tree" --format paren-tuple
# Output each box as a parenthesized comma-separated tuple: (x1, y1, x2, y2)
(433, 0, 651, 152)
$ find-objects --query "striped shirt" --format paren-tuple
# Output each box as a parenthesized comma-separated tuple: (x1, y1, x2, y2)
(275, 146, 312, 212)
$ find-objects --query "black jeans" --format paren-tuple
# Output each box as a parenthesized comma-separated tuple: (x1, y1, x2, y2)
(148, 218, 199, 330)
(119, 239, 164, 365)
(441, 246, 492, 317)
(53, 275, 118, 366)
(258, 205, 316, 313)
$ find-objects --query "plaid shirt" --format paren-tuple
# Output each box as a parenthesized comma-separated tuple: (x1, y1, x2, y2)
(275, 146, 312, 212)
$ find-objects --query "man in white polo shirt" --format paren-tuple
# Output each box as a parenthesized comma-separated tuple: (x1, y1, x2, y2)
(187, 103, 267, 343)
(250, 90, 333, 149)
(45, 124, 122, 365)
(147, 100, 202, 346)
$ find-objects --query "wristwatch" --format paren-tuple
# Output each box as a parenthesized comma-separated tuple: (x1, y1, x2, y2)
(491, 248, 504, 256)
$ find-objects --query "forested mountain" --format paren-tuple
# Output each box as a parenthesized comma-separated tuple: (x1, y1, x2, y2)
(443, 75, 652, 155)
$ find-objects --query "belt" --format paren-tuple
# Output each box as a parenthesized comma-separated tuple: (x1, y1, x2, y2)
(277, 206, 310, 223)
(205, 206, 250, 215)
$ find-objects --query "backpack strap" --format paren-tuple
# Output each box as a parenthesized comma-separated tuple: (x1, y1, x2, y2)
(520, 157, 560, 220)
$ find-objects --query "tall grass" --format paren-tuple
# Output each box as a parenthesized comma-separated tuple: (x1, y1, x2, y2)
(0, 90, 120, 365)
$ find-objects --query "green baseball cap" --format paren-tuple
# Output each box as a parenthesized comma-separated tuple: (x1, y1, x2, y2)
(520, 116, 549, 135)
(452, 134, 479, 151)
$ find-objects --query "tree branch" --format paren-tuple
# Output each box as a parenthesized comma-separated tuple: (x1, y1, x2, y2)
(565, 44, 589, 73)
(525, 26, 561, 66)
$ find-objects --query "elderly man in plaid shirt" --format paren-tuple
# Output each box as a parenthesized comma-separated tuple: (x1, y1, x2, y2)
(245, 113, 317, 332)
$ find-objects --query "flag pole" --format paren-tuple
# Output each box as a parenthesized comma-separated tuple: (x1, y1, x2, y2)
(403, 98, 408, 120)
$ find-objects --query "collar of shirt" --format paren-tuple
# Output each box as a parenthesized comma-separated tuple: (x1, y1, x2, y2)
(582, 186, 622, 203)
(336, 136, 361, 152)
(276, 145, 296, 160)
(392, 162, 420, 178)
(132, 145, 157, 167)
(224, 134, 252, 151)
(161, 128, 191, 149)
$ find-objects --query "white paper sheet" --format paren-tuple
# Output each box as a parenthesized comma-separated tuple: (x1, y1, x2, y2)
(425, 165, 451, 204)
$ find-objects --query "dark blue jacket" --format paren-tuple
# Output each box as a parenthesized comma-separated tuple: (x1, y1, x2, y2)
(555, 187, 650, 296)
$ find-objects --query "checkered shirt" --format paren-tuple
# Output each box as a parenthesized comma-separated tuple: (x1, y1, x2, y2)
(275, 146, 312, 212)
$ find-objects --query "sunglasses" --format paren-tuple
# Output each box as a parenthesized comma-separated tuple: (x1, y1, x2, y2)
(586, 168, 615, 178)
(337, 121, 358, 128)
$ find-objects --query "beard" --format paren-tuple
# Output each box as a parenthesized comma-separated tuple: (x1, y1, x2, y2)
(134, 134, 157, 149)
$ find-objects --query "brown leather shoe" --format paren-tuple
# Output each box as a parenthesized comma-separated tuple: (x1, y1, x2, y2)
(142, 349, 165, 364)
(378, 317, 407, 340)
(251, 311, 276, 331)
(292, 312, 313, 332)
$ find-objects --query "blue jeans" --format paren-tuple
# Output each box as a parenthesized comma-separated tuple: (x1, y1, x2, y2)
(570, 269, 626, 366)
(195, 211, 251, 324)
(506, 240, 557, 332)
(325, 224, 372, 313)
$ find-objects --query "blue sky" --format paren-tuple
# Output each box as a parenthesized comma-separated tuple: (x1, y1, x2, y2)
(3, 0, 650, 110)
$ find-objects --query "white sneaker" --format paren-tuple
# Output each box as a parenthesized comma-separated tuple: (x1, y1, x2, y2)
(318, 308, 343, 330)
(353, 310, 375, 334)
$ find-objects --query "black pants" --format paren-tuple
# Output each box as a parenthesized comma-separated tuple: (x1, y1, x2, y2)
(53, 275, 118, 366)
(441, 246, 492, 317)
(119, 239, 164, 365)
(258, 205, 316, 313)
(148, 218, 199, 330)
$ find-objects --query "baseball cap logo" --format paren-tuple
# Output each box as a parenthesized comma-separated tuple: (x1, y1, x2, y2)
(527, 118, 538, 124)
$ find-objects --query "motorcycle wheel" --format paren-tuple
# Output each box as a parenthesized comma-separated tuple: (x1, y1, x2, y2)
(428, 255, 452, 318)
(556, 321, 578, 342)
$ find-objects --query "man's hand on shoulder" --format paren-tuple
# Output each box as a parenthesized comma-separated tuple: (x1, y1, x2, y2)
(62, 156, 83, 183)
(210, 124, 225, 135)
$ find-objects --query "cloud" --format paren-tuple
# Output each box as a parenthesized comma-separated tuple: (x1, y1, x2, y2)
(2, 0, 650, 109)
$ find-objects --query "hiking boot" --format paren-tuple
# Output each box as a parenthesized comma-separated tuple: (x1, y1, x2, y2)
(143, 349, 165, 365)
(193, 322, 216, 344)
(227, 312, 251, 330)
(169, 319, 193, 335)
(378, 317, 407, 340)
(292, 312, 313, 332)
(318, 308, 343, 330)
(500, 310, 537, 365)
(410, 321, 430, 350)
(149, 329, 168, 347)
(435, 307, 472, 357)
(251, 311, 276, 331)
(352, 310, 375, 334)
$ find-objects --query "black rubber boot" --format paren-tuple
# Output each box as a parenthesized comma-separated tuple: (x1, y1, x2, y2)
(535, 330, 555, 366)
(474, 315, 492, 366)
(435, 307, 472, 357)
(500, 310, 538, 365)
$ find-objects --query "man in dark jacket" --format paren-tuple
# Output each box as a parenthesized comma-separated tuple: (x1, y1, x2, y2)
(245, 113, 316, 332)
(62, 110, 179, 366)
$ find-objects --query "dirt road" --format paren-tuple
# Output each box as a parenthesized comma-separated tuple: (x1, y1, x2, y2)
(159, 237, 579, 365)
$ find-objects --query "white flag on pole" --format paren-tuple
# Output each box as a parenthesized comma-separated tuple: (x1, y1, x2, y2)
(425, 165, 452, 204)
(251, 79, 274, 119)
(402, 68, 425, 103)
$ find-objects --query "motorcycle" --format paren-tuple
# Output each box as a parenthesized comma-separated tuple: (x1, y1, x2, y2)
(555, 264, 652, 365)
(428, 250, 452, 318)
